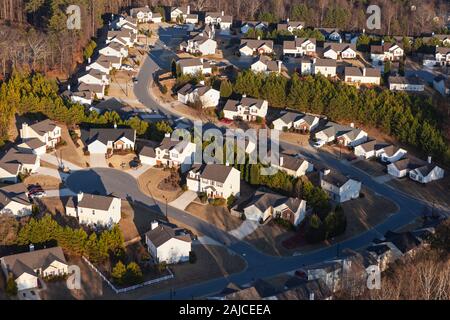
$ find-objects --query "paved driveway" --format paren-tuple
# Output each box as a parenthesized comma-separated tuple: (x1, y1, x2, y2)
(35, 167, 67, 181)
(40, 153, 82, 171)
(169, 191, 198, 210)
(89, 154, 108, 168)
(229, 220, 260, 239)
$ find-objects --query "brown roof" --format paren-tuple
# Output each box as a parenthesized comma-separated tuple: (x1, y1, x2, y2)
(314, 58, 336, 67)
(240, 39, 274, 50)
(389, 76, 424, 85)
(324, 42, 356, 52)
(1, 247, 67, 278)
(76, 193, 116, 211)
(177, 58, 205, 68)
(345, 67, 380, 78)
(139, 145, 156, 158)
(29, 119, 59, 135)
(0, 183, 31, 210)
(357, 140, 390, 153)
(1, 148, 38, 166)
(199, 164, 235, 183)
(224, 286, 262, 300)
(145, 223, 191, 247)
(321, 171, 354, 187)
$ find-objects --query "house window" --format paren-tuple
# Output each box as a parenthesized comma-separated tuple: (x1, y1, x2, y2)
(92, 210, 95, 215)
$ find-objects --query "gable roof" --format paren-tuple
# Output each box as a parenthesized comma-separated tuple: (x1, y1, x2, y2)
(223, 97, 266, 112)
(280, 153, 308, 171)
(240, 39, 274, 50)
(198, 164, 235, 183)
(345, 67, 380, 78)
(389, 76, 424, 85)
(1, 247, 67, 278)
(0, 183, 31, 210)
(139, 145, 156, 158)
(357, 140, 391, 153)
(87, 128, 135, 146)
(145, 222, 191, 248)
(324, 42, 356, 52)
(1, 148, 38, 166)
(314, 58, 336, 67)
(28, 119, 59, 135)
(75, 193, 116, 211)
(384, 231, 421, 254)
(245, 188, 303, 213)
(321, 170, 355, 187)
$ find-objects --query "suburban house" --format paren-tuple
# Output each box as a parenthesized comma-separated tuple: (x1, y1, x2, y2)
(99, 42, 129, 58)
(98, 55, 122, 70)
(185, 14, 199, 25)
(323, 43, 357, 60)
(283, 37, 316, 57)
(223, 96, 269, 121)
(370, 42, 404, 62)
(130, 6, 152, 23)
(152, 136, 196, 172)
(240, 21, 268, 34)
(0, 149, 40, 181)
(433, 75, 450, 96)
(77, 83, 106, 100)
(366, 243, 402, 271)
(20, 120, 62, 149)
(372, 231, 422, 263)
(300, 58, 314, 75)
(344, 67, 381, 86)
(145, 221, 192, 264)
(17, 138, 47, 156)
(272, 112, 319, 132)
(275, 279, 333, 300)
(78, 69, 110, 86)
(180, 33, 217, 56)
(116, 16, 138, 32)
(84, 127, 136, 155)
(389, 76, 425, 92)
(272, 153, 314, 177)
(69, 90, 95, 106)
(354, 140, 391, 159)
(387, 157, 423, 178)
(379, 145, 407, 163)
(409, 159, 445, 184)
(106, 29, 136, 47)
(236, 189, 307, 226)
(250, 55, 284, 74)
(0, 183, 32, 216)
(87, 58, 112, 74)
(0, 247, 68, 291)
(435, 46, 450, 66)
(66, 192, 122, 227)
(177, 82, 220, 108)
(318, 28, 342, 42)
(138, 145, 156, 166)
(177, 58, 212, 75)
(171, 6, 191, 22)
(315, 122, 368, 147)
(277, 20, 305, 33)
(205, 11, 233, 34)
(313, 58, 337, 77)
(305, 261, 342, 292)
(239, 38, 274, 56)
(186, 164, 241, 199)
(320, 169, 361, 203)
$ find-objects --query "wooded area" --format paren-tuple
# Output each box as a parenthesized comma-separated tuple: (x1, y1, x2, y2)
(0, 0, 449, 78)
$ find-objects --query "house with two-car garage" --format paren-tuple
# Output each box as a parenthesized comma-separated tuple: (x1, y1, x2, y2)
(83, 126, 136, 155)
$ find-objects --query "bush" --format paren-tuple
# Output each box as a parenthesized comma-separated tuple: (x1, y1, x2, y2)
(189, 251, 197, 264)
(226, 194, 236, 208)
(198, 192, 208, 203)
(241, 213, 247, 221)
(157, 261, 167, 273)
(210, 198, 226, 206)
(161, 85, 168, 94)
(6, 275, 17, 296)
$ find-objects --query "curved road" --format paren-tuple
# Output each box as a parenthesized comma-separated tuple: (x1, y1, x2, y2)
(126, 42, 448, 299)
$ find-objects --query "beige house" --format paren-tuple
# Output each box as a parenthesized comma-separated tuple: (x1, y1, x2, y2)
(344, 67, 381, 86)
(223, 96, 268, 121)
(320, 169, 361, 203)
(20, 119, 62, 149)
(0, 183, 32, 217)
(239, 38, 274, 56)
(283, 37, 316, 57)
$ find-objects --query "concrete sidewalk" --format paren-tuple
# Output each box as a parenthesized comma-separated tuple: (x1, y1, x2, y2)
(89, 154, 108, 168)
(229, 220, 259, 240)
(40, 153, 82, 171)
(169, 191, 197, 210)
(34, 167, 68, 181)
(44, 188, 76, 197)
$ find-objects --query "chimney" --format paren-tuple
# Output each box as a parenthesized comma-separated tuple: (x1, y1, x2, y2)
(294, 35, 297, 39)
(29, 244, 35, 252)
(242, 94, 247, 98)
(68, 84, 71, 92)
(165, 132, 171, 138)
(88, 57, 92, 64)
(286, 18, 290, 23)
(427, 156, 432, 164)
(381, 39, 384, 45)
(257, 35, 261, 40)
(77, 192, 84, 202)
(221, 11, 224, 17)
(187, 5, 190, 15)
(350, 122, 355, 128)
(151, 221, 159, 230)
(278, 60, 282, 73)
(309, 292, 315, 301)
(200, 58, 204, 63)
(362, 68, 366, 77)
(322, 168, 331, 176)
(199, 80, 205, 85)
(114, 123, 118, 129)
(226, 161, 230, 167)
(280, 157, 284, 167)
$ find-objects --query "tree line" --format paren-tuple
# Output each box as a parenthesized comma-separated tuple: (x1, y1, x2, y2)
(231, 71, 450, 165)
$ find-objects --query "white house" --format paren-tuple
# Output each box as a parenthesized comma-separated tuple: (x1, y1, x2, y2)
(240, 21, 268, 34)
(177, 82, 220, 108)
(99, 42, 129, 58)
(313, 58, 337, 77)
(171, 6, 191, 22)
(239, 38, 274, 57)
(66, 193, 121, 227)
(272, 112, 319, 132)
(409, 159, 444, 184)
(344, 67, 381, 86)
(389, 76, 425, 92)
(78, 83, 106, 100)
(370, 42, 404, 62)
(354, 140, 391, 159)
(306, 261, 342, 293)
(433, 75, 450, 96)
(20, 120, 61, 149)
(205, 11, 233, 34)
(151, 136, 196, 173)
(177, 58, 212, 75)
(106, 29, 136, 47)
(250, 55, 283, 75)
(272, 153, 314, 178)
(1, 247, 68, 291)
(70, 90, 96, 106)
(318, 28, 342, 42)
(186, 164, 241, 199)
(435, 47, 450, 66)
(87, 58, 112, 74)
(115, 16, 138, 33)
(0, 149, 40, 180)
(180, 34, 217, 56)
(300, 58, 314, 75)
(78, 69, 110, 86)
(283, 37, 316, 57)
(17, 138, 47, 156)
(138, 146, 157, 166)
(145, 221, 192, 264)
(130, 6, 152, 23)
(239, 189, 307, 226)
(85, 127, 136, 155)
(387, 157, 418, 178)
(223, 96, 268, 121)
(320, 169, 361, 203)
(277, 20, 305, 33)
(379, 145, 407, 163)
(205, 11, 224, 25)
(315, 122, 367, 146)
(323, 43, 357, 60)
(0, 183, 32, 217)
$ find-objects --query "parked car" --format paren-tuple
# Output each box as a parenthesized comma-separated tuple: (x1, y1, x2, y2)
(313, 140, 326, 148)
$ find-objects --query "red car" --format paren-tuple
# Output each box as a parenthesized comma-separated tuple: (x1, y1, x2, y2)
(220, 118, 233, 124)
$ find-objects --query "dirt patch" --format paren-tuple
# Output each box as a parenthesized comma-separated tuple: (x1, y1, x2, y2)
(56, 125, 89, 168)
(244, 221, 295, 256)
(185, 202, 242, 232)
(280, 131, 311, 148)
(137, 168, 183, 203)
(353, 159, 387, 177)
(24, 175, 63, 190)
(108, 153, 137, 170)
(388, 175, 450, 209)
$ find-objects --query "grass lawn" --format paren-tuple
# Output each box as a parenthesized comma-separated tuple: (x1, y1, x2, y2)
(244, 221, 296, 256)
(24, 175, 63, 190)
(185, 202, 242, 232)
(56, 125, 89, 168)
(353, 159, 387, 177)
(137, 168, 183, 203)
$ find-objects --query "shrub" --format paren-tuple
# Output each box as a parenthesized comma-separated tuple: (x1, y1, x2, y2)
(210, 198, 226, 206)
(198, 192, 208, 203)
(189, 251, 197, 264)
(161, 85, 168, 94)
(6, 275, 17, 296)
(227, 194, 236, 209)
(241, 213, 247, 221)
